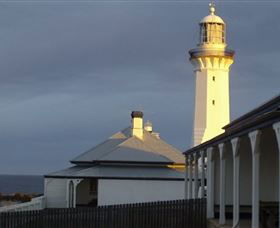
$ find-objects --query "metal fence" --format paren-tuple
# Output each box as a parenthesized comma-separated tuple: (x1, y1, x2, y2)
(0, 199, 206, 228)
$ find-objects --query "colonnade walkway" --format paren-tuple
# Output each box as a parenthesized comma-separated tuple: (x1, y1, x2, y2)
(184, 95, 280, 228)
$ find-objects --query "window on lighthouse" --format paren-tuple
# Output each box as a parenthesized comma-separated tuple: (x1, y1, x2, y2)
(200, 23, 225, 44)
(221, 24, 225, 43)
(201, 24, 208, 42)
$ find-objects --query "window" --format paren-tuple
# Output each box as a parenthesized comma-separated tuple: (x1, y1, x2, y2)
(212, 100, 215, 105)
(213, 76, 215, 81)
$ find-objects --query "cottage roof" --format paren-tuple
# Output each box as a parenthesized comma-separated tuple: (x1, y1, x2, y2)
(45, 164, 185, 180)
(71, 127, 184, 165)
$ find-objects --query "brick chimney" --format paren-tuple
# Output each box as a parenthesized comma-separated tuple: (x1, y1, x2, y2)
(131, 111, 144, 140)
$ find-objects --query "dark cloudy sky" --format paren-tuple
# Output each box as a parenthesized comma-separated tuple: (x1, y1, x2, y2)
(0, 0, 279, 175)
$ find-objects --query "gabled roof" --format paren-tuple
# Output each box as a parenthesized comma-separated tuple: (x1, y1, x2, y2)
(71, 127, 184, 165)
(45, 164, 185, 180)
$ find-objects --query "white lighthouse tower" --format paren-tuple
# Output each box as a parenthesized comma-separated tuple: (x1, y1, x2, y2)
(189, 3, 235, 146)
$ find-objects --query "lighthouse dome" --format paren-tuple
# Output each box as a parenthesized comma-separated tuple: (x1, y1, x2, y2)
(198, 3, 226, 45)
(200, 2, 224, 24)
(200, 14, 224, 24)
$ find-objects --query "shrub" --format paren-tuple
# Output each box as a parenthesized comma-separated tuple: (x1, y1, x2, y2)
(13, 193, 23, 201)
(0, 193, 32, 203)
(21, 195, 32, 202)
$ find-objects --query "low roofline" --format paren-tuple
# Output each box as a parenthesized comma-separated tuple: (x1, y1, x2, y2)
(184, 111, 280, 155)
(44, 175, 184, 181)
(223, 94, 280, 130)
(70, 160, 184, 166)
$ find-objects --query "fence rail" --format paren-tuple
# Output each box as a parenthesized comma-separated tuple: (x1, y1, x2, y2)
(0, 196, 45, 213)
(0, 199, 206, 228)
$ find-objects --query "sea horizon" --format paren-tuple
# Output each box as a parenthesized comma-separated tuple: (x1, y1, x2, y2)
(0, 174, 44, 195)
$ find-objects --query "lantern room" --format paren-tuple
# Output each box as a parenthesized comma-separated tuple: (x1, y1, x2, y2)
(199, 3, 226, 45)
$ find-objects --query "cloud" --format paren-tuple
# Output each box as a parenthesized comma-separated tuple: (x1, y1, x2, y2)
(0, 2, 279, 174)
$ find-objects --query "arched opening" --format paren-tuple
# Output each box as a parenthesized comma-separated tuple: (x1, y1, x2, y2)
(68, 180, 74, 208)
(213, 147, 220, 218)
(224, 142, 234, 222)
(76, 179, 98, 207)
(259, 127, 279, 227)
(239, 136, 252, 220)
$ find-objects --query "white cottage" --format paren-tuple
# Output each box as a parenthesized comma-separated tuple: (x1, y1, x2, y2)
(45, 111, 185, 208)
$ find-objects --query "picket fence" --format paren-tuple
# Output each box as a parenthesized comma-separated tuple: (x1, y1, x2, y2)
(0, 198, 206, 228)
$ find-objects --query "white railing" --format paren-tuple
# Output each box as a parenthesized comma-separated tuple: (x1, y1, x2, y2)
(0, 196, 46, 213)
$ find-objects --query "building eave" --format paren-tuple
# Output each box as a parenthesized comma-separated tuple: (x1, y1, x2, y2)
(70, 160, 181, 166)
(43, 175, 184, 181)
(184, 111, 280, 155)
(223, 94, 280, 130)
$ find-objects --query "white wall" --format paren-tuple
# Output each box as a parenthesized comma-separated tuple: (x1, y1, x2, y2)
(98, 179, 185, 206)
(45, 178, 68, 208)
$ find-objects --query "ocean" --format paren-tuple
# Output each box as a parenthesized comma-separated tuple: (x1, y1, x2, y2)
(0, 175, 44, 194)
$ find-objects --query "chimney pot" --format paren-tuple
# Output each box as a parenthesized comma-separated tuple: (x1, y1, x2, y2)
(131, 111, 143, 118)
(144, 121, 153, 132)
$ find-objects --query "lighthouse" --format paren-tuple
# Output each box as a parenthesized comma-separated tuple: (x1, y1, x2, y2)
(189, 3, 235, 146)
